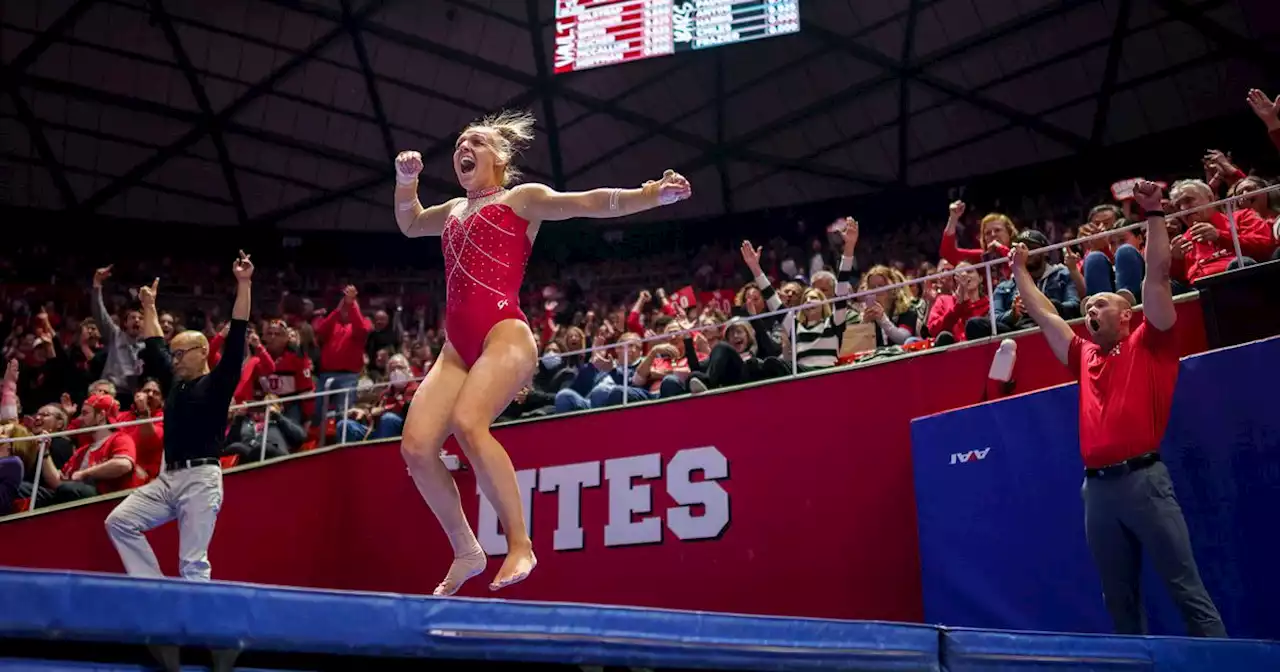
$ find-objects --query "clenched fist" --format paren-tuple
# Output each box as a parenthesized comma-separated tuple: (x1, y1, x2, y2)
(395, 151, 423, 185)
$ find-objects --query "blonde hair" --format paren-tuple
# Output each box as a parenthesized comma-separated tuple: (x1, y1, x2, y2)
(1, 424, 37, 474)
(799, 288, 832, 324)
(464, 109, 536, 186)
(979, 213, 1017, 247)
(859, 265, 915, 317)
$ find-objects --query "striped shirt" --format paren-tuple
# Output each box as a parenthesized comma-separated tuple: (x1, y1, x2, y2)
(754, 255, 857, 369)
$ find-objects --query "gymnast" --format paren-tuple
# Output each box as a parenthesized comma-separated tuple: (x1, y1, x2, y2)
(392, 110, 692, 595)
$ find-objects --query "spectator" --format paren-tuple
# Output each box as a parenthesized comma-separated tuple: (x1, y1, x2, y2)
(940, 201, 1015, 267)
(0, 423, 23, 513)
(313, 285, 372, 429)
(259, 319, 316, 429)
(224, 395, 307, 463)
(929, 262, 990, 346)
(34, 394, 138, 506)
(1079, 204, 1145, 304)
(856, 265, 922, 347)
(30, 403, 74, 469)
(365, 306, 403, 361)
(337, 354, 415, 440)
(90, 266, 144, 401)
(615, 317, 691, 403)
(971, 230, 1079, 339)
(1167, 179, 1276, 285)
(113, 378, 165, 484)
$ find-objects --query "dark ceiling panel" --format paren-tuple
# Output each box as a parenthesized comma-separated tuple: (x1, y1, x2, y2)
(2, 0, 1261, 228)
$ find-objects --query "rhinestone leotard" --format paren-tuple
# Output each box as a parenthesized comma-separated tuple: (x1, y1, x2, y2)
(441, 188, 533, 367)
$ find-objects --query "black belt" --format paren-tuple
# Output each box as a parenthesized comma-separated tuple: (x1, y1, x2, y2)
(165, 457, 221, 472)
(1085, 452, 1160, 479)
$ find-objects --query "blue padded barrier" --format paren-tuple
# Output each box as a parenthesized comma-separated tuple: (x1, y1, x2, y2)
(940, 628, 1280, 671)
(0, 569, 939, 671)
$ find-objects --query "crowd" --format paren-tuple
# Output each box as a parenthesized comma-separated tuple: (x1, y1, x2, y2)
(2, 88, 1279, 517)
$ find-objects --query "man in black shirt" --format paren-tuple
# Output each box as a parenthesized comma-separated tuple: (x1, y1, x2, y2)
(105, 251, 253, 582)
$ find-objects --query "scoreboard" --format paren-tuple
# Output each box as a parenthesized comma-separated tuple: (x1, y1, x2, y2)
(553, 0, 801, 74)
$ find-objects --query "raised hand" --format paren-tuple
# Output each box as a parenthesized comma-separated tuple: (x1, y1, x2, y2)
(948, 200, 966, 221)
(395, 150, 424, 184)
(1009, 242, 1030, 271)
(232, 250, 254, 281)
(4, 359, 18, 384)
(840, 218, 859, 252)
(1246, 89, 1279, 126)
(1132, 180, 1164, 213)
(653, 169, 692, 205)
(343, 285, 359, 304)
(138, 278, 159, 309)
(92, 265, 113, 288)
(740, 240, 763, 275)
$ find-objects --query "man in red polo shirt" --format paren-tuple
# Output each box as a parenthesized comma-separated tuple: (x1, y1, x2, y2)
(1012, 180, 1225, 638)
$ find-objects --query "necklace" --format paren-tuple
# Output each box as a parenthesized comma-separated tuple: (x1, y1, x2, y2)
(454, 185, 507, 223)
(466, 185, 505, 200)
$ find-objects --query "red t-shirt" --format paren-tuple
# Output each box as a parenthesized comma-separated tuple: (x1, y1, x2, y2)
(1068, 318, 1180, 469)
(115, 409, 164, 484)
(61, 431, 140, 495)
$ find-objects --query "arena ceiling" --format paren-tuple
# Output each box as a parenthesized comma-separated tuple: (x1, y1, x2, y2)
(1, 0, 1276, 231)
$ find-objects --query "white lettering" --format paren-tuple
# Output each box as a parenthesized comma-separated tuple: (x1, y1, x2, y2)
(538, 461, 601, 551)
(603, 454, 662, 547)
(554, 26, 576, 71)
(672, 2, 694, 44)
(478, 468, 538, 555)
(949, 448, 992, 464)
(666, 446, 729, 541)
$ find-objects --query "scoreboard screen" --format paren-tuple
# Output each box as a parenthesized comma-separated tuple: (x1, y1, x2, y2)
(553, 0, 801, 74)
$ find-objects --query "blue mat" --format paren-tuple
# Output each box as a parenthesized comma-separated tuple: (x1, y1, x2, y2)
(0, 569, 1275, 670)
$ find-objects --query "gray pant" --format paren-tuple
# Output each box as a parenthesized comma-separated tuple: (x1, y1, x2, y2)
(1082, 460, 1226, 637)
(105, 465, 223, 581)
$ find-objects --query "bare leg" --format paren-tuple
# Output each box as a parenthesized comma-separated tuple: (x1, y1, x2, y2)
(451, 320, 538, 591)
(401, 344, 484, 596)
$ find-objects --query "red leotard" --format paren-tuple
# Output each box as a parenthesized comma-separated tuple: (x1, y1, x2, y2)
(441, 195, 533, 367)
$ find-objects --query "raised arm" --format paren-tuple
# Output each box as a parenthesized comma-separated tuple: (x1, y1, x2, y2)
(510, 170, 692, 223)
(1133, 180, 1176, 331)
(139, 278, 162, 339)
(90, 265, 121, 343)
(137, 278, 174, 389)
(1009, 244, 1075, 367)
(393, 151, 462, 237)
(212, 252, 253, 389)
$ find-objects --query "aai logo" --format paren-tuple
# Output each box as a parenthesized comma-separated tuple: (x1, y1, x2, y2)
(949, 448, 991, 465)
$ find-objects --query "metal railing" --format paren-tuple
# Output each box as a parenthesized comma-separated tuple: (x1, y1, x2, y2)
(1, 183, 1274, 511)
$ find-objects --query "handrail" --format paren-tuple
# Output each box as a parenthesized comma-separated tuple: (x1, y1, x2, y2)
(0, 182, 1272, 449)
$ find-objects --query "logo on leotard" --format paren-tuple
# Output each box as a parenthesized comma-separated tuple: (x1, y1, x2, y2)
(497, 299, 509, 310)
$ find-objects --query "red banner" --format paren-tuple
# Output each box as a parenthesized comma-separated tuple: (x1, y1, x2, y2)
(0, 302, 1207, 622)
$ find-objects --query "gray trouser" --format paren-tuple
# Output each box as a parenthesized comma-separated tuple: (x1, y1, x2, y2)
(1082, 460, 1226, 637)
(105, 464, 223, 581)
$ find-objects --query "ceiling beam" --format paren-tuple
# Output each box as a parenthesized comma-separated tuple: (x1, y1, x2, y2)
(671, 0, 1099, 179)
(729, 0, 1216, 195)
(147, 0, 247, 225)
(715, 51, 731, 214)
(898, 0, 921, 185)
(0, 111, 385, 208)
(1152, 0, 1280, 78)
(342, 0, 396, 163)
(75, 0, 395, 216)
(908, 50, 1231, 165)
(268, 0, 878, 185)
(3, 88, 77, 207)
(1091, 0, 1135, 147)
(525, 0, 565, 190)
(5, 0, 97, 74)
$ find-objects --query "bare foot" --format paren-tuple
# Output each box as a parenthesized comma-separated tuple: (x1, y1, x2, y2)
(433, 545, 487, 596)
(489, 545, 537, 591)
